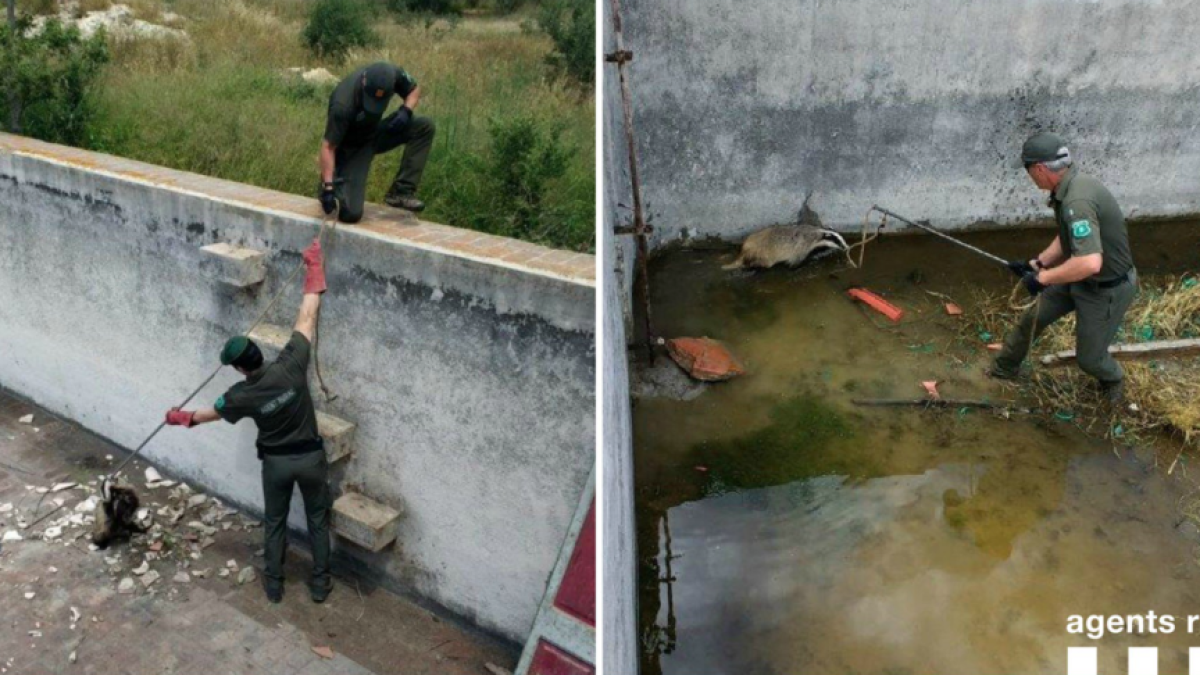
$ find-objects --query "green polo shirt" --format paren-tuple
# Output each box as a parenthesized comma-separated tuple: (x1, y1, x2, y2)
(323, 64, 418, 149)
(1050, 166, 1134, 283)
(215, 332, 321, 456)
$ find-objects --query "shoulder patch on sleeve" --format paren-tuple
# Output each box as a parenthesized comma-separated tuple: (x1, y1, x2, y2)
(1071, 220, 1092, 238)
(215, 395, 226, 411)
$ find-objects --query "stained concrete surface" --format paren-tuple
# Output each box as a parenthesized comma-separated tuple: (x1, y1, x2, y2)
(0, 133, 595, 642)
(602, 1, 643, 670)
(0, 390, 516, 675)
(617, 0, 1200, 244)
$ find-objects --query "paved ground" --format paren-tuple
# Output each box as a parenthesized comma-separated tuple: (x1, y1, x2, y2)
(0, 391, 517, 675)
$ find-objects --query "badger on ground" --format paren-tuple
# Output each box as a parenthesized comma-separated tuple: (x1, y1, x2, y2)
(723, 197, 850, 270)
(92, 479, 148, 549)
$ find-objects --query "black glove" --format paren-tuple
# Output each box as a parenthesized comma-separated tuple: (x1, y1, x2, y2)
(1006, 259, 1035, 278)
(319, 182, 338, 215)
(386, 106, 413, 132)
(1021, 271, 1046, 297)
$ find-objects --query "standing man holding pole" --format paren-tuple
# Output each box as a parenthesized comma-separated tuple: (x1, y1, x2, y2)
(990, 132, 1137, 406)
(318, 62, 435, 223)
(163, 237, 333, 604)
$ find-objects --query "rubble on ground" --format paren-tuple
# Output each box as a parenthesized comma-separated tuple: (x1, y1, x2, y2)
(281, 67, 340, 86)
(30, 3, 188, 41)
(0, 459, 262, 599)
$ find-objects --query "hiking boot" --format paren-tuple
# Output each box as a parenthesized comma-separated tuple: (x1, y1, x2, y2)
(986, 364, 1020, 381)
(263, 579, 283, 604)
(310, 579, 333, 604)
(1101, 380, 1125, 408)
(384, 190, 425, 213)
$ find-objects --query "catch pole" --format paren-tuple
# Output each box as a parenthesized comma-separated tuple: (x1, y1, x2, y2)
(871, 205, 1008, 268)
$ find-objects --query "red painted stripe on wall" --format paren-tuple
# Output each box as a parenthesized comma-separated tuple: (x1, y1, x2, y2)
(553, 499, 596, 626)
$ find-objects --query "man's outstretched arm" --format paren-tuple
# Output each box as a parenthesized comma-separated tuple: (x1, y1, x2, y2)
(164, 406, 220, 429)
(294, 237, 327, 342)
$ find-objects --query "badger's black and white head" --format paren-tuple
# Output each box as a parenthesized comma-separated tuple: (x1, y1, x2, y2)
(818, 228, 849, 251)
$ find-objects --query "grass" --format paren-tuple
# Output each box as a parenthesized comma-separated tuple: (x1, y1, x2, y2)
(72, 0, 593, 251)
(972, 275, 1200, 466)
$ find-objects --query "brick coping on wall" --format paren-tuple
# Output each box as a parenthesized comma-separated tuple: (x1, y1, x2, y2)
(0, 133, 595, 287)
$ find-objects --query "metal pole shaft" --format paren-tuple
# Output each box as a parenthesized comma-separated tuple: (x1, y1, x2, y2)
(871, 205, 1008, 268)
(609, 0, 655, 363)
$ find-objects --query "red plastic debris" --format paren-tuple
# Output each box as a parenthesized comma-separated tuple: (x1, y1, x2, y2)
(945, 303, 963, 316)
(986, 343, 1003, 352)
(846, 288, 905, 323)
(666, 337, 745, 382)
(921, 380, 941, 400)
(694, 466, 708, 473)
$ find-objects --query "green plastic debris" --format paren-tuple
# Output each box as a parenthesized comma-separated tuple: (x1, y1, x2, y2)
(1113, 424, 1124, 438)
(978, 331, 993, 342)
(958, 407, 970, 417)
(1137, 325, 1155, 342)
(1183, 277, 1198, 290)
(1055, 411, 1075, 421)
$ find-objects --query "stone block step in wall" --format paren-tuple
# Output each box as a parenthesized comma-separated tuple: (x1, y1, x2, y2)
(199, 242, 268, 289)
(332, 492, 403, 552)
(316, 411, 355, 464)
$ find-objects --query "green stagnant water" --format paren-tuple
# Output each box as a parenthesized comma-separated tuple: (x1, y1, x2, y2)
(635, 220, 1200, 675)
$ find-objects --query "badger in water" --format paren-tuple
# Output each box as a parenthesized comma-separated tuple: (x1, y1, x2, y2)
(92, 479, 148, 549)
(723, 198, 850, 270)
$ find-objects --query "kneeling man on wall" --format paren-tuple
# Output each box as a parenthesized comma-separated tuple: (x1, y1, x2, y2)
(164, 237, 333, 604)
(317, 62, 435, 222)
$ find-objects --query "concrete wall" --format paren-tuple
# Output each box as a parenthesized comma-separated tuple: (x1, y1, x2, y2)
(0, 134, 595, 643)
(601, 0, 640, 669)
(619, 0, 1200, 245)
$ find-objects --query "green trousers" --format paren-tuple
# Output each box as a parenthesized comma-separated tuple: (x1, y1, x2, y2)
(335, 114, 436, 224)
(261, 448, 331, 591)
(994, 271, 1137, 384)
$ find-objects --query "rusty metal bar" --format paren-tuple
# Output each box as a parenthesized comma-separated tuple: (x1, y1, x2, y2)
(607, 0, 656, 363)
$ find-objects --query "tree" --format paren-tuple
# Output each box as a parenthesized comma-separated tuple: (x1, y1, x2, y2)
(0, 16, 110, 145)
(538, 0, 593, 86)
(303, 0, 377, 61)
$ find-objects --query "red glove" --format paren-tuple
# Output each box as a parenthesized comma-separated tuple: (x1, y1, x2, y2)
(165, 408, 196, 428)
(302, 237, 327, 295)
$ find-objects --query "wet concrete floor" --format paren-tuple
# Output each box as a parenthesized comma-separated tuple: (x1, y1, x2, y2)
(635, 220, 1200, 675)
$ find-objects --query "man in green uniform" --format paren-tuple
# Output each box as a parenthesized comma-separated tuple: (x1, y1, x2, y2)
(991, 132, 1137, 404)
(318, 61, 435, 222)
(164, 237, 332, 604)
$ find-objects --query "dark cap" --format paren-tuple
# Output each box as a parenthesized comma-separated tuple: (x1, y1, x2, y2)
(220, 336, 251, 366)
(1020, 132, 1070, 167)
(360, 63, 395, 115)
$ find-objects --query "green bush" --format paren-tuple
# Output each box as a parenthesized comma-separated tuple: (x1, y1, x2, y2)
(0, 17, 110, 146)
(302, 0, 377, 61)
(434, 114, 588, 249)
(537, 0, 593, 86)
(487, 114, 573, 231)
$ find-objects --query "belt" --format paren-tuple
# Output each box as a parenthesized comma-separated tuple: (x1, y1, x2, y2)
(257, 438, 324, 459)
(1096, 269, 1133, 289)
